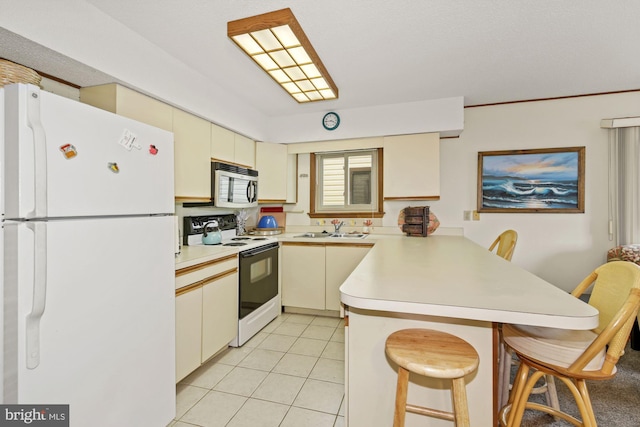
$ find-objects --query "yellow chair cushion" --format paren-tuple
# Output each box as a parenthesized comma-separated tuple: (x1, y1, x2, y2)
(503, 323, 607, 372)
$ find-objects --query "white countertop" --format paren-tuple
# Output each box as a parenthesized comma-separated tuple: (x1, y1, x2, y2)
(175, 236, 278, 270)
(339, 235, 599, 330)
(175, 244, 239, 270)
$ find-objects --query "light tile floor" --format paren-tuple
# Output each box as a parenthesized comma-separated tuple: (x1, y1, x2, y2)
(170, 313, 345, 427)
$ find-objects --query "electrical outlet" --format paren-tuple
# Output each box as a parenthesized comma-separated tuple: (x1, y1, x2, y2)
(473, 210, 480, 221)
(463, 210, 471, 221)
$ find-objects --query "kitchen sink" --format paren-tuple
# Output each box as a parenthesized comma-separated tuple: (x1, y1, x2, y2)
(294, 232, 368, 239)
(328, 233, 368, 239)
(294, 232, 331, 238)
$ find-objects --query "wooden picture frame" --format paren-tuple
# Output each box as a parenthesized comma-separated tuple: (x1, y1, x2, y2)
(477, 147, 585, 213)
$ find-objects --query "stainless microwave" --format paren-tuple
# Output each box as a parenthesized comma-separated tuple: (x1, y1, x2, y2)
(183, 162, 258, 208)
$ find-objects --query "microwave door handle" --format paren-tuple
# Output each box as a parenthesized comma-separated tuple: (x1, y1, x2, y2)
(248, 181, 256, 202)
(252, 181, 258, 202)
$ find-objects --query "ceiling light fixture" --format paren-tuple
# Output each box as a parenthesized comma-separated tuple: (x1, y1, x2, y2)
(228, 8, 338, 103)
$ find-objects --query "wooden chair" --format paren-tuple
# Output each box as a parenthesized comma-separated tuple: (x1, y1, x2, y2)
(492, 229, 559, 411)
(499, 261, 640, 426)
(385, 329, 479, 427)
(489, 229, 518, 261)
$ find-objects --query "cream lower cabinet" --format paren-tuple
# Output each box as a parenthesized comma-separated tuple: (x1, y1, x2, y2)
(281, 243, 326, 310)
(175, 286, 202, 382)
(202, 270, 238, 360)
(325, 244, 373, 311)
(175, 254, 238, 382)
(282, 242, 373, 312)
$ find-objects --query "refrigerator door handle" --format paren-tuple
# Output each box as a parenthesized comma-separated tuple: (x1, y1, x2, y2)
(26, 86, 48, 219)
(25, 221, 48, 369)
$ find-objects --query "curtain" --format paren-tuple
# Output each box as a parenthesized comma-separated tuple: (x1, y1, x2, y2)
(608, 127, 640, 245)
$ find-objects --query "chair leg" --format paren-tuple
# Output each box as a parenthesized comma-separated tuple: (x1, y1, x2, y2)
(508, 368, 547, 427)
(498, 342, 512, 410)
(498, 361, 525, 427)
(576, 379, 597, 427)
(451, 377, 471, 427)
(544, 375, 560, 411)
(393, 367, 409, 427)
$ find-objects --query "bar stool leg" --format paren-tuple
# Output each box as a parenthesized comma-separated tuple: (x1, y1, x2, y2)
(393, 366, 409, 427)
(451, 377, 471, 427)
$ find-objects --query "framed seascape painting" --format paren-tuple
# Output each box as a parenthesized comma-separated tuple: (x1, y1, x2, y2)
(477, 147, 585, 213)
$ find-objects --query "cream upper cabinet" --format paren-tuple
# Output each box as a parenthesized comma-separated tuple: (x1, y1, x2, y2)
(383, 133, 440, 200)
(255, 142, 288, 203)
(210, 123, 235, 164)
(80, 84, 173, 132)
(173, 108, 211, 201)
(286, 154, 298, 203)
(234, 134, 256, 169)
(211, 123, 256, 169)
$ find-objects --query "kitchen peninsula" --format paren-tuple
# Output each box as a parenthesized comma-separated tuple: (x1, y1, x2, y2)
(340, 235, 598, 427)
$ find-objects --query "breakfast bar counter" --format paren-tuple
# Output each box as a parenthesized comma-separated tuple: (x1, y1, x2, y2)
(339, 235, 598, 427)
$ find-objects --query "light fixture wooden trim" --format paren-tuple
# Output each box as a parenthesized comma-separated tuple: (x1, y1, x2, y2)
(228, 8, 338, 103)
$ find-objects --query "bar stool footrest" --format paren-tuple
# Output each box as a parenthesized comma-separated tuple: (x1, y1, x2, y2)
(406, 403, 455, 421)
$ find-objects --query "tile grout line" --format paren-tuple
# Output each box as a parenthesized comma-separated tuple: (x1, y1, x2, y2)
(174, 313, 345, 427)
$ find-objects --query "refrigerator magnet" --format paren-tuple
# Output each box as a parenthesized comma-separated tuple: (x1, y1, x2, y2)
(59, 143, 78, 159)
(149, 145, 158, 155)
(108, 162, 120, 173)
(118, 129, 141, 151)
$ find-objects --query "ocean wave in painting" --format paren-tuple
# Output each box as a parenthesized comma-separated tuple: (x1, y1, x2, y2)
(481, 178, 578, 209)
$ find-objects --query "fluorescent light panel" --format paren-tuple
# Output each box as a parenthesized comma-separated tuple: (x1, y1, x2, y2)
(228, 8, 338, 103)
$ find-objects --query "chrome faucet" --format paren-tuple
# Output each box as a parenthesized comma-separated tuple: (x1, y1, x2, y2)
(334, 221, 345, 233)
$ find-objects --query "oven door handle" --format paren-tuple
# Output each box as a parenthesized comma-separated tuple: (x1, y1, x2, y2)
(240, 243, 278, 258)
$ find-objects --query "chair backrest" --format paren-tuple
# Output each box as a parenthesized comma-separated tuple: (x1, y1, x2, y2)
(488, 230, 518, 261)
(569, 261, 640, 375)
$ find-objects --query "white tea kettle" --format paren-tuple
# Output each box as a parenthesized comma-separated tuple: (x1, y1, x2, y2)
(202, 221, 222, 245)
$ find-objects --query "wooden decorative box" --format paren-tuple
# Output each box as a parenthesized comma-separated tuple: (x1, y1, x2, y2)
(402, 206, 430, 237)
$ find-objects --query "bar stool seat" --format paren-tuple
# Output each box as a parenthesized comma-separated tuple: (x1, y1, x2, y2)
(385, 328, 479, 427)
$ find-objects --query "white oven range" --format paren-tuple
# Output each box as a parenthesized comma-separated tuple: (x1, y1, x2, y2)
(183, 215, 280, 347)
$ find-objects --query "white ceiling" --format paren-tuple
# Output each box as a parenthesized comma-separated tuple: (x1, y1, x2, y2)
(2, 0, 640, 119)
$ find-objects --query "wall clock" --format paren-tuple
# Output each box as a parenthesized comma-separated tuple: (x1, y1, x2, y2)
(322, 112, 340, 131)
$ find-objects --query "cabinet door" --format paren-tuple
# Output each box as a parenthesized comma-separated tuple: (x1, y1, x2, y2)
(202, 271, 239, 361)
(175, 286, 203, 382)
(286, 154, 298, 203)
(234, 134, 256, 169)
(325, 244, 373, 311)
(255, 142, 288, 202)
(116, 86, 173, 131)
(383, 133, 440, 199)
(282, 243, 326, 310)
(173, 108, 211, 200)
(80, 83, 173, 132)
(210, 123, 235, 164)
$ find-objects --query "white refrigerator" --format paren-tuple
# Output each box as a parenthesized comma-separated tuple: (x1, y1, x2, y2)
(1, 84, 176, 426)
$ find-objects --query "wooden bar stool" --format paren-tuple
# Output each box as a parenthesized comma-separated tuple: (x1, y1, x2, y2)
(385, 328, 479, 427)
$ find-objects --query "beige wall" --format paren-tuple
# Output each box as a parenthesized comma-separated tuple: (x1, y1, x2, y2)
(432, 91, 640, 291)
